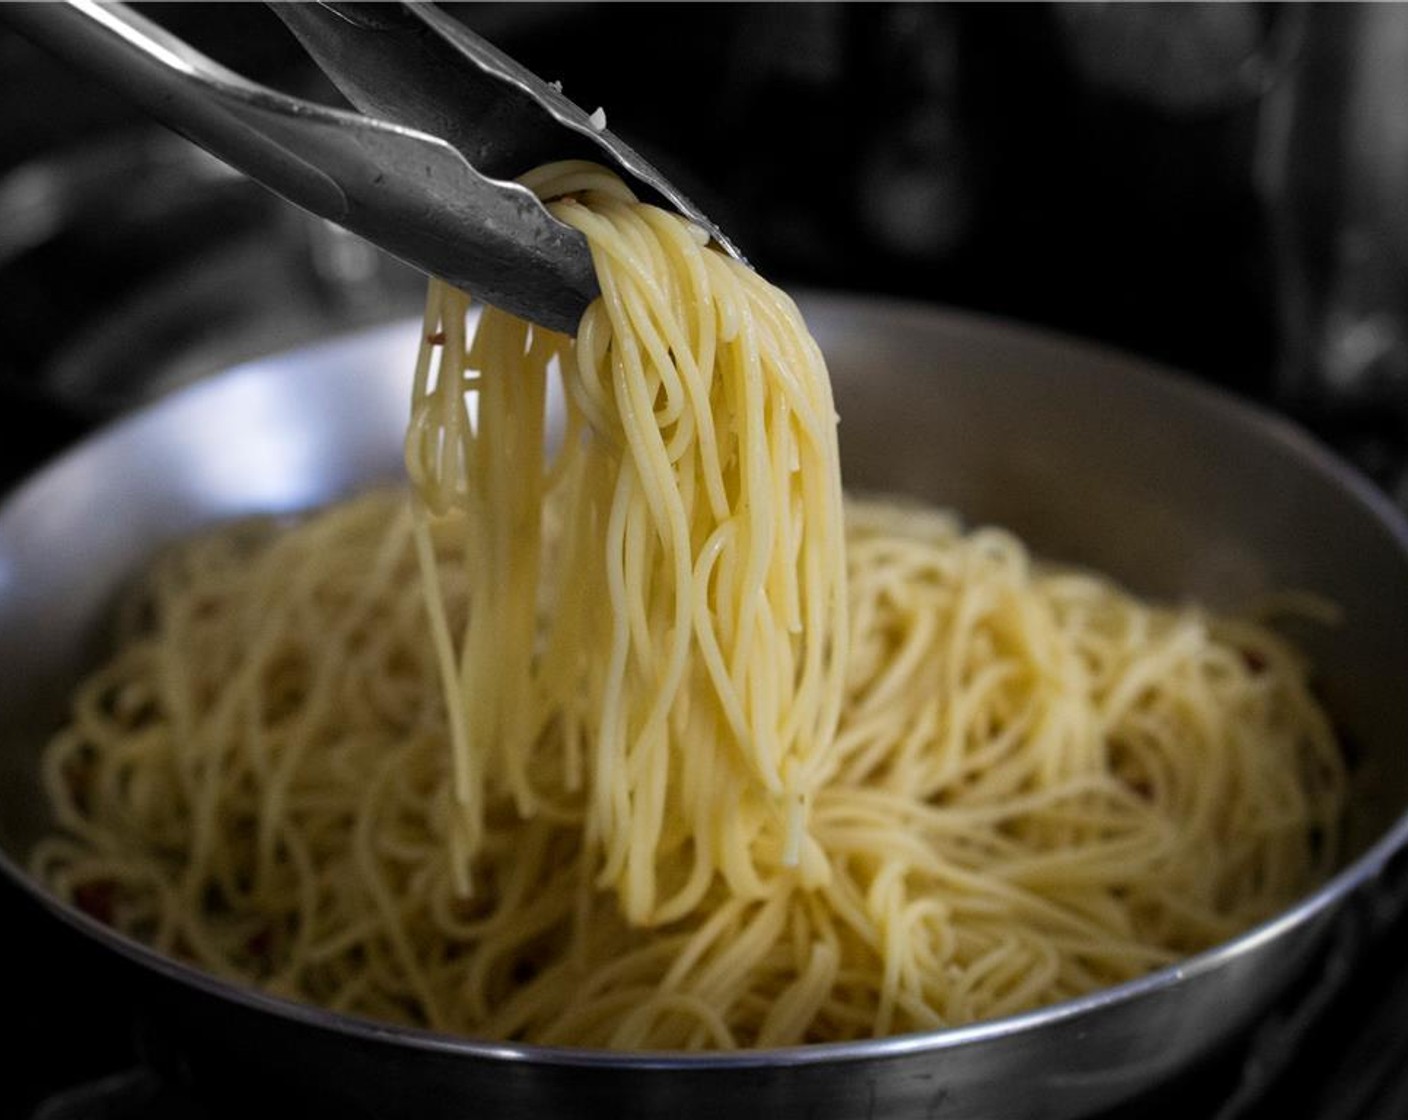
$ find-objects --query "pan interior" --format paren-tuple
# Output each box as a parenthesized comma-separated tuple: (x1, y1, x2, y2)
(2, 297, 1405, 919)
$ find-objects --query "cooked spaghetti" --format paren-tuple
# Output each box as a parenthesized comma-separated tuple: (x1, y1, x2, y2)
(32, 163, 1345, 1046)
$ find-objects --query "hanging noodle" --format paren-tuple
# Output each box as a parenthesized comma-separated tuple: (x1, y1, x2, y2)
(32, 162, 1344, 1046)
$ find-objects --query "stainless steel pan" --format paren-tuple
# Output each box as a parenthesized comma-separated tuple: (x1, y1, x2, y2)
(3, 294, 1408, 1119)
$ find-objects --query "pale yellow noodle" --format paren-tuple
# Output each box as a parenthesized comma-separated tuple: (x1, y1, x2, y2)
(33, 162, 1344, 1047)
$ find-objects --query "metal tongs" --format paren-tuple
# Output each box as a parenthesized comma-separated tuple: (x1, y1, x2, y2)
(3, 1, 738, 334)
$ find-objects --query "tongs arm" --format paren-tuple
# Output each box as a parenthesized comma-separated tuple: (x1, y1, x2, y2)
(274, 3, 736, 266)
(5, 1, 690, 333)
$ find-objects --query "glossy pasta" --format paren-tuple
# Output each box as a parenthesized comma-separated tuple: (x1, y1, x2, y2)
(32, 163, 1345, 1047)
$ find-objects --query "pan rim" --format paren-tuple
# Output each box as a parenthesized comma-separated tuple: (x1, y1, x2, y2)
(4, 291, 1407, 1070)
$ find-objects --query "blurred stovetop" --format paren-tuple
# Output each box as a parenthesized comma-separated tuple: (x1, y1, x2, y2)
(4, 4, 1408, 1117)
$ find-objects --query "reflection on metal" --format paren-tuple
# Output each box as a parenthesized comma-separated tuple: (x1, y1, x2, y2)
(2, 301, 1408, 1118)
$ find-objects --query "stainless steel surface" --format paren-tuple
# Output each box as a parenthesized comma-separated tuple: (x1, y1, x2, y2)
(3, 296, 1408, 1118)
(271, 2, 737, 253)
(0, 1, 733, 335)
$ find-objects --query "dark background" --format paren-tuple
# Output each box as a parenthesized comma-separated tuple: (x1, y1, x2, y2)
(5, 4, 1403, 492)
(0, 4, 1346, 470)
